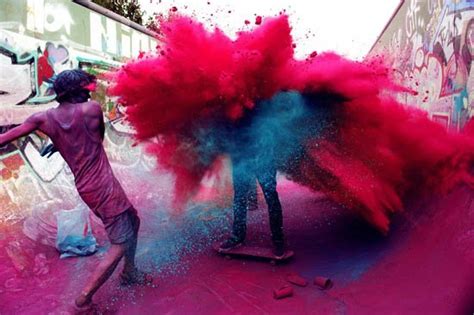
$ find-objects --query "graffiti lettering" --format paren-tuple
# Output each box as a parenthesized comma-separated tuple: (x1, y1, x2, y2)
(0, 0, 158, 223)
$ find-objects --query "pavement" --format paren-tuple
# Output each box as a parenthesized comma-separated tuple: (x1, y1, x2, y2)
(0, 179, 473, 314)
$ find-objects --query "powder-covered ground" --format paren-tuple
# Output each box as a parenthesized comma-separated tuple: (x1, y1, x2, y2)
(0, 178, 472, 314)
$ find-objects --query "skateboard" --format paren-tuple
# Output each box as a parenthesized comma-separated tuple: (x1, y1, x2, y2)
(214, 243, 294, 265)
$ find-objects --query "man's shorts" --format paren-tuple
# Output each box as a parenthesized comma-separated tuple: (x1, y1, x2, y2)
(102, 207, 140, 244)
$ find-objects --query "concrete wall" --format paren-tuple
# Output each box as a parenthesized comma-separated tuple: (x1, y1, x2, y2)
(370, 0, 474, 131)
(0, 0, 157, 223)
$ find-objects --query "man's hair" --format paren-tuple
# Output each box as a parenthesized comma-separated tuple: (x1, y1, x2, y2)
(53, 69, 96, 103)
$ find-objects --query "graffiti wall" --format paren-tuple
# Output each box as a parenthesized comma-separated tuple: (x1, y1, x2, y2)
(370, 0, 474, 131)
(0, 0, 158, 224)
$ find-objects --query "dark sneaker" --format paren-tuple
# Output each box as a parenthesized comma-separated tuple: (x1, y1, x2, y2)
(219, 235, 244, 251)
(273, 241, 285, 258)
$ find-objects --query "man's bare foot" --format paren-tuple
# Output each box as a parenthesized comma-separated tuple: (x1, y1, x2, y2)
(120, 268, 153, 286)
(75, 293, 91, 308)
(73, 293, 95, 314)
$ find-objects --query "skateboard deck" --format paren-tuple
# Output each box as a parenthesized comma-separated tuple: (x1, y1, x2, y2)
(214, 244, 294, 264)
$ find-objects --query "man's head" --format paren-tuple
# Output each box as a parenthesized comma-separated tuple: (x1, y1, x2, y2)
(53, 69, 96, 103)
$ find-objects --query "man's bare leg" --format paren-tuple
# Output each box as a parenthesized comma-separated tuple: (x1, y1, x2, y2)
(120, 233, 152, 285)
(122, 235, 137, 274)
(75, 244, 126, 307)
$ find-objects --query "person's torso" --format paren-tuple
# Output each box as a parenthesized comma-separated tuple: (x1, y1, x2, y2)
(41, 102, 111, 191)
(40, 102, 132, 218)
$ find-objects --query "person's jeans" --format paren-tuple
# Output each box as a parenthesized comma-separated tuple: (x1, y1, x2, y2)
(231, 159, 284, 244)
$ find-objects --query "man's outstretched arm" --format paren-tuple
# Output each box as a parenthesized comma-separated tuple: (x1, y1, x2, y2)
(0, 113, 42, 147)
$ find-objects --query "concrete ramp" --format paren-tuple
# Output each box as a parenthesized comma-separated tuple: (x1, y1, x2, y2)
(0, 180, 472, 314)
(0, 0, 472, 314)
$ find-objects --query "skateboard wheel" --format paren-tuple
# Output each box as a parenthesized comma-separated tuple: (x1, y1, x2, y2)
(270, 260, 276, 265)
(225, 255, 232, 260)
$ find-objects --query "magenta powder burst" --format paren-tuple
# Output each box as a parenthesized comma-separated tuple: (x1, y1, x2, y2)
(109, 14, 474, 234)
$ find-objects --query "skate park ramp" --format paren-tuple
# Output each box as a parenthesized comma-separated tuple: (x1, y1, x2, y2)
(0, 0, 473, 314)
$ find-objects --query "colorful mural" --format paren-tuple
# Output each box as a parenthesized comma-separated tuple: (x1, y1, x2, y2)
(0, 0, 158, 224)
(370, 0, 474, 131)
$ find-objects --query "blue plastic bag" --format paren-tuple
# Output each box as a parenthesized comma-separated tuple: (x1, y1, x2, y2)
(55, 204, 97, 259)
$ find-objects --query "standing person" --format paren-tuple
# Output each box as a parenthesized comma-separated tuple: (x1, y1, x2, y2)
(218, 103, 286, 257)
(219, 156, 285, 257)
(217, 91, 323, 258)
(0, 69, 150, 310)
